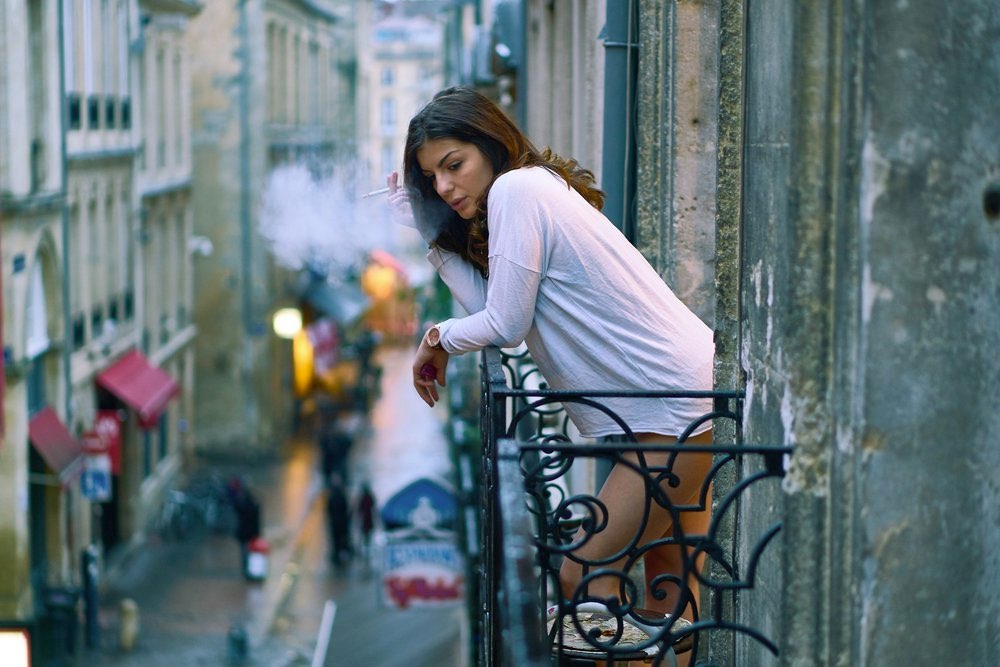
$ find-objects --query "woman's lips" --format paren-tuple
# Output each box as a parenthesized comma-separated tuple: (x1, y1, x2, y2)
(450, 197, 466, 211)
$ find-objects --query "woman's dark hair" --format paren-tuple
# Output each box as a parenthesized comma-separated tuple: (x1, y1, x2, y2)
(403, 87, 604, 276)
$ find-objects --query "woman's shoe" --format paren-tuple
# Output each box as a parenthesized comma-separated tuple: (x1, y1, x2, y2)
(545, 601, 693, 658)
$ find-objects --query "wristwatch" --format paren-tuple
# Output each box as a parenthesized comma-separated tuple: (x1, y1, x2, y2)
(425, 324, 443, 349)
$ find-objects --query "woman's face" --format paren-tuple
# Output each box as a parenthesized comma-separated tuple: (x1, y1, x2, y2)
(416, 138, 495, 220)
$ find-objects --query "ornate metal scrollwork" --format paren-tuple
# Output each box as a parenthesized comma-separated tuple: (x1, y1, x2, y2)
(481, 347, 792, 665)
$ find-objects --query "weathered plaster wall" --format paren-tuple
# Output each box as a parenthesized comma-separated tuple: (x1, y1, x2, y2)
(635, 0, 718, 324)
(706, 0, 746, 662)
(739, 1, 1000, 665)
(737, 1, 796, 662)
(853, 3, 1000, 663)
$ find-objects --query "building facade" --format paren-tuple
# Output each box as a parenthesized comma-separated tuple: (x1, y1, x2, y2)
(186, 0, 356, 455)
(356, 3, 445, 195)
(1, 0, 76, 628)
(1, 0, 200, 658)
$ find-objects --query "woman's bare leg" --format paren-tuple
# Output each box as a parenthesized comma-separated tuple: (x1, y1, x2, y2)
(558, 430, 713, 616)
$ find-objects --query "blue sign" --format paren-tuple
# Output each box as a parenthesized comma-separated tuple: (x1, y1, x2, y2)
(380, 478, 457, 530)
(81, 455, 112, 502)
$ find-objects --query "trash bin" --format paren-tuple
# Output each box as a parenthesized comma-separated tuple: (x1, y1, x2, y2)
(245, 537, 270, 581)
(41, 586, 80, 661)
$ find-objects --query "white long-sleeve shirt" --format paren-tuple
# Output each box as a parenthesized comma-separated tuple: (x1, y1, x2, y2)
(429, 166, 714, 438)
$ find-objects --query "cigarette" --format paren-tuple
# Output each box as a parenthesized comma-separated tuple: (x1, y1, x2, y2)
(361, 187, 390, 199)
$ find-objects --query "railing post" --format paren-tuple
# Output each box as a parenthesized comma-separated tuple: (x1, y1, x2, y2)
(480, 348, 508, 665)
(495, 438, 546, 666)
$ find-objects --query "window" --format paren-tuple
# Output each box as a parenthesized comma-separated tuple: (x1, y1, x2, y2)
(105, 96, 116, 129)
(142, 429, 152, 478)
(381, 67, 394, 86)
(87, 95, 101, 129)
(380, 98, 395, 135)
(26, 263, 50, 359)
(156, 49, 166, 167)
(62, 0, 75, 97)
(174, 54, 183, 164)
(124, 287, 134, 320)
(26, 359, 47, 416)
(91, 304, 104, 341)
(68, 203, 83, 346)
(72, 313, 86, 350)
(382, 144, 396, 179)
(68, 94, 82, 130)
(158, 408, 169, 462)
(267, 23, 277, 121)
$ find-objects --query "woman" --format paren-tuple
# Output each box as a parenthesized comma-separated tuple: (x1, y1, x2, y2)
(390, 87, 715, 634)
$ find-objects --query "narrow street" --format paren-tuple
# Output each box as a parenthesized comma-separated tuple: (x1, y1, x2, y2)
(79, 346, 466, 666)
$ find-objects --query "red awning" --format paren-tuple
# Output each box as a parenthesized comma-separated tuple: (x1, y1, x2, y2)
(28, 406, 84, 483)
(96, 350, 180, 429)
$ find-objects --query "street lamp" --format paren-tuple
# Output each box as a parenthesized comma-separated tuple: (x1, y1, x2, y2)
(272, 308, 302, 340)
(0, 629, 30, 667)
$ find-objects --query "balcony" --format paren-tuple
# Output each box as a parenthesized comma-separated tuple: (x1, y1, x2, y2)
(468, 347, 792, 665)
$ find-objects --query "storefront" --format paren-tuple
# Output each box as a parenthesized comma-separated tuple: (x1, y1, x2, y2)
(93, 350, 180, 552)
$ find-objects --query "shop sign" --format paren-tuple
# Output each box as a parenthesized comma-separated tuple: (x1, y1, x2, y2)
(382, 537, 463, 609)
(94, 409, 122, 474)
(306, 319, 339, 374)
(81, 449, 112, 502)
(380, 477, 463, 609)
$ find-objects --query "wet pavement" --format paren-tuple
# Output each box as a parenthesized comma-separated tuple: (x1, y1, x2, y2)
(74, 346, 466, 666)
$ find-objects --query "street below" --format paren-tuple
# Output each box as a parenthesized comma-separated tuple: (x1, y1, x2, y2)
(80, 346, 466, 666)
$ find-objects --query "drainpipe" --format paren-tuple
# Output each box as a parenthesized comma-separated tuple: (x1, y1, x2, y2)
(596, 1, 639, 486)
(600, 0, 638, 239)
(58, 0, 73, 422)
(238, 0, 252, 337)
(514, 0, 526, 129)
(237, 0, 255, 429)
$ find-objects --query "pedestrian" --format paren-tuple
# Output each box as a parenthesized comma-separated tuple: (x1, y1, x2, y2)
(317, 415, 352, 489)
(227, 477, 262, 579)
(390, 87, 715, 635)
(354, 482, 378, 562)
(325, 473, 353, 567)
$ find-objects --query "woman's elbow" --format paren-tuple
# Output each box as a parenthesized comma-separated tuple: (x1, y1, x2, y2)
(491, 325, 529, 349)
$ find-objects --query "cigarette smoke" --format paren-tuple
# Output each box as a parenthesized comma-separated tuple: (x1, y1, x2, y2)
(257, 163, 430, 284)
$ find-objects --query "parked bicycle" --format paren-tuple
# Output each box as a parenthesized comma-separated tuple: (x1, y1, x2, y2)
(153, 473, 237, 541)
(186, 472, 237, 535)
(154, 489, 200, 541)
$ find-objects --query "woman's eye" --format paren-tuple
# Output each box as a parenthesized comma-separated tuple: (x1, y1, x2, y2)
(447, 161, 461, 171)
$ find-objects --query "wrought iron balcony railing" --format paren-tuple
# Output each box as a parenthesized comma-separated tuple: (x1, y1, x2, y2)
(473, 346, 792, 666)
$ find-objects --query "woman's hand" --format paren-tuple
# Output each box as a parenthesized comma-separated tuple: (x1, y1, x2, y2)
(388, 171, 438, 244)
(387, 171, 416, 229)
(412, 333, 450, 407)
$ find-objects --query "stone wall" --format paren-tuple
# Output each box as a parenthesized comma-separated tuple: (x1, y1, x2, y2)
(738, 2, 1000, 665)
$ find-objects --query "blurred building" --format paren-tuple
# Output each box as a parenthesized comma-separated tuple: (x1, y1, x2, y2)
(0, 0, 78, 634)
(355, 0, 445, 192)
(185, 0, 357, 455)
(0, 0, 201, 660)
